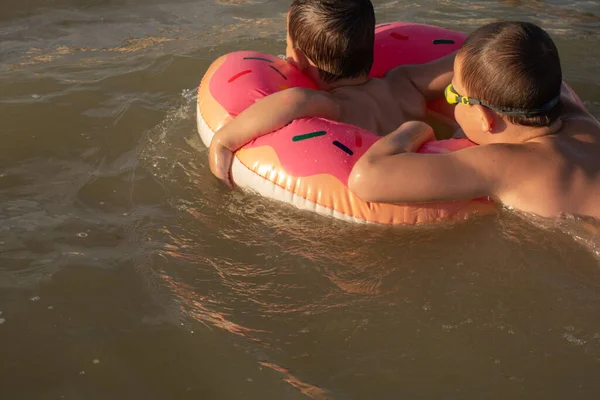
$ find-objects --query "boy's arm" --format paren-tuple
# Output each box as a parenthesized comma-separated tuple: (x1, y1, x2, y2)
(213, 87, 341, 151)
(209, 88, 341, 187)
(348, 121, 507, 204)
(385, 51, 456, 101)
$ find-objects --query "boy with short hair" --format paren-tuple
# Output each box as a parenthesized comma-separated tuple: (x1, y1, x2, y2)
(349, 21, 600, 218)
(209, 0, 455, 187)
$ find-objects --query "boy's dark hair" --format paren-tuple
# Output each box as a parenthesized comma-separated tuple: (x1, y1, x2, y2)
(458, 21, 563, 127)
(288, 0, 375, 83)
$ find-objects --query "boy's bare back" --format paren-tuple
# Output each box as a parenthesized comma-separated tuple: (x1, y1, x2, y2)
(320, 54, 456, 136)
(496, 87, 600, 217)
(327, 75, 426, 136)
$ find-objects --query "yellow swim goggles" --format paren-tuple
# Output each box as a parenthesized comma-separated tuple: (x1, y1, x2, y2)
(444, 84, 485, 107)
(444, 83, 561, 117)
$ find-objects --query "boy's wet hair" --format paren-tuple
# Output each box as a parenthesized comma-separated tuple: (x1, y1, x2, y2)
(288, 0, 375, 83)
(458, 21, 563, 127)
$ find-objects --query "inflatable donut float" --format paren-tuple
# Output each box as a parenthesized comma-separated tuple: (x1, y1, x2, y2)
(197, 22, 497, 224)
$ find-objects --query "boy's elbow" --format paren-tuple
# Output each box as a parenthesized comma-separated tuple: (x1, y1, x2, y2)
(348, 161, 381, 203)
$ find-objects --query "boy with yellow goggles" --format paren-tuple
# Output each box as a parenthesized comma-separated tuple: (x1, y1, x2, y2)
(349, 21, 600, 220)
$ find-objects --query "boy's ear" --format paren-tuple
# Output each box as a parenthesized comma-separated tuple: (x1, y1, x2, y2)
(291, 48, 310, 71)
(476, 106, 495, 133)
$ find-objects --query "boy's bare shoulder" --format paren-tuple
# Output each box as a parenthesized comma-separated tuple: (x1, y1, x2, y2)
(564, 113, 600, 142)
(559, 85, 600, 131)
(381, 66, 412, 88)
(494, 100, 600, 216)
(476, 141, 550, 178)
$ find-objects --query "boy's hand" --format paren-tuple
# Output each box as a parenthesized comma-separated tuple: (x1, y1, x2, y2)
(388, 121, 435, 152)
(209, 139, 235, 189)
(205, 88, 341, 190)
(386, 51, 456, 102)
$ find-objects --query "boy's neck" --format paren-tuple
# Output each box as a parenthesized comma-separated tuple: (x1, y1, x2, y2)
(504, 118, 563, 144)
(318, 75, 371, 91)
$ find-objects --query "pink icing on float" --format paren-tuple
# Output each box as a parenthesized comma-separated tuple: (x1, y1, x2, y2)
(197, 22, 497, 224)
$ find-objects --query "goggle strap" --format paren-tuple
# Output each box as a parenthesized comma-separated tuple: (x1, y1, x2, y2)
(488, 95, 561, 117)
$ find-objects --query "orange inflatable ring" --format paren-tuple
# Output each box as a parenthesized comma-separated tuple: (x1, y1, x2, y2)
(197, 22, 496, 224)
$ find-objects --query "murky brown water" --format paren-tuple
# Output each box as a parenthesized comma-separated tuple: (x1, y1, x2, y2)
(1, 0, 600, 398)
